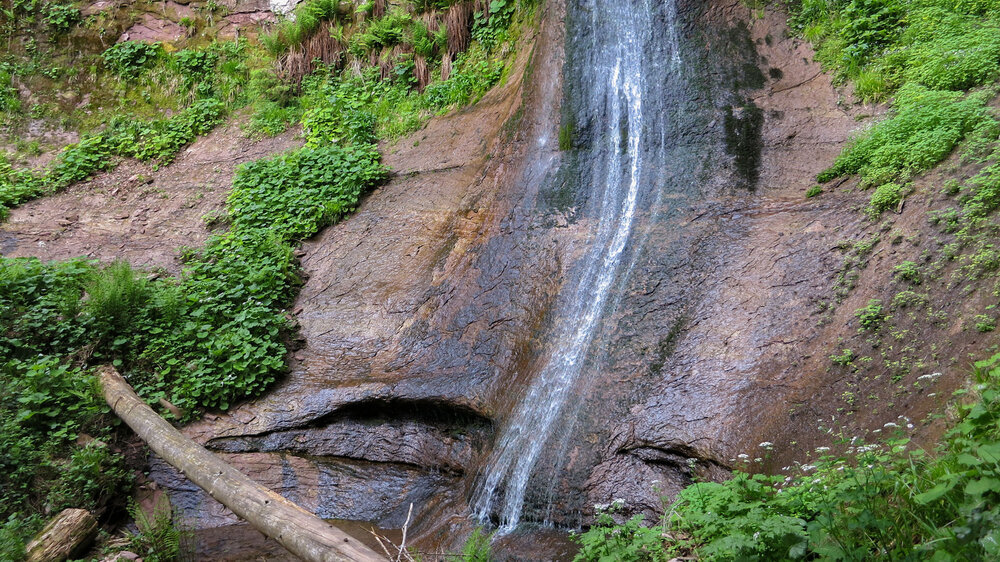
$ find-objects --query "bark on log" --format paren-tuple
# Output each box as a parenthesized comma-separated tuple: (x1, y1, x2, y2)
(25, 508, 97, 562)
(98, 366, 385, 562)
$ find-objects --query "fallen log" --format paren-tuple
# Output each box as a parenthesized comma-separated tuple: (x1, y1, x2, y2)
(24, 508, 97, 562)
(98, 365, 385, 562)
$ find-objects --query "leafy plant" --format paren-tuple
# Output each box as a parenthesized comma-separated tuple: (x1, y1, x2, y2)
(854, 298, 884, 331)
(101, 41, 162, 75)
(47, 442, 131, 513)
(865, 181, 905, 218)
(894, 260, 921, 284)
(460, 527, 495, 562)
(573, 506, 671, 562)
(472, 0, 515, 51)
(819, 85, 990, 187)
(831, 348, 855, 365)
(127, 495, 183, 562)
(174, 49, 219, 83)
(44, 2, 80, 34)
(974, 314, 996, 333)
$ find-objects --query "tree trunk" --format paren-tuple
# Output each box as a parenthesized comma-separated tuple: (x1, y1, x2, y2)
(25, 508, 97, 562)
(98, 366, 386, 562)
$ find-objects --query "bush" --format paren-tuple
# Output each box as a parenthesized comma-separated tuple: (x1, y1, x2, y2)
(574, 509, 670, 562)
(975, 314, 996, 333)
(128, 495, 183, 562)
(47, 442, 131, 513)
(174, 49, 219, 82)
(460, 528, 495, 562)
(84, 261, 152, 334)
(838, 0, 903, 70)
(0, 514, 41, 562)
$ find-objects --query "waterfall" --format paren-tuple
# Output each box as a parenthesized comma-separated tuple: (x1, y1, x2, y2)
(470, 0, 682, 534)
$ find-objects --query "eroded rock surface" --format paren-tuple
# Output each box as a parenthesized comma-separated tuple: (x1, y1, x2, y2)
(0, 123, 300, 274)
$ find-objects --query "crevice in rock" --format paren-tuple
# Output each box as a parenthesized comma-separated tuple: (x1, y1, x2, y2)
(205, 398, 494, 474)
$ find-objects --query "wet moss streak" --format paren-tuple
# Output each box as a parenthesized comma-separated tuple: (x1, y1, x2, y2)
(724, 101, 764, 190)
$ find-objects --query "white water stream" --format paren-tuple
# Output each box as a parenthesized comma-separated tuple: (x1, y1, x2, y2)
(470, 0, 681, 533)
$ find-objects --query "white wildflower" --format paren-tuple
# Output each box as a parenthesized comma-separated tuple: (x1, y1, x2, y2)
(815, 446, 831, 453)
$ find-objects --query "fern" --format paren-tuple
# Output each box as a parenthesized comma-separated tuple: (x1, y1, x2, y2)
(127, 495, 183, 562)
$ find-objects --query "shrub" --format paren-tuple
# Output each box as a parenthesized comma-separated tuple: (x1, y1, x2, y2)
(174, 49, 219, 82)
(47, 442, 131, 513)
(866, 181, 906, 218)
(424, 48, 504, 109)
(461, 528, 495, 562)
(891, 290, 928, 309)
(84, 261, 152, 334)
(975, 314, 996, 333)
(831, 348, 855, 365)
(838, 0, 903, 70)
(472, 0, 516, 51)
(573, 508, 670, 562)
(0, 514, 41, 562)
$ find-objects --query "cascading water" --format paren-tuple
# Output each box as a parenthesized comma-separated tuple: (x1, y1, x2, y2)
(470, 0, 683, 534)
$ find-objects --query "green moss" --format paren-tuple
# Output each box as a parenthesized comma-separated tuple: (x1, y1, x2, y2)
(723, 101, 764, 189)
(558, 115, 575, 151)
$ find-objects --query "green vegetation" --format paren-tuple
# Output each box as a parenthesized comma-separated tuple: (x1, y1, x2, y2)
(575, 354, 1000, 561)
(894, 260, 922, 284)
(460, 527, 495, 561)
(830, 348, 855, 366)
(0, 98, 225, 218)
(101, 41, 162, 75)
(854, 298, 884, 331)
(127, 495, 185, 562)
(787, 0, 1000, 218)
